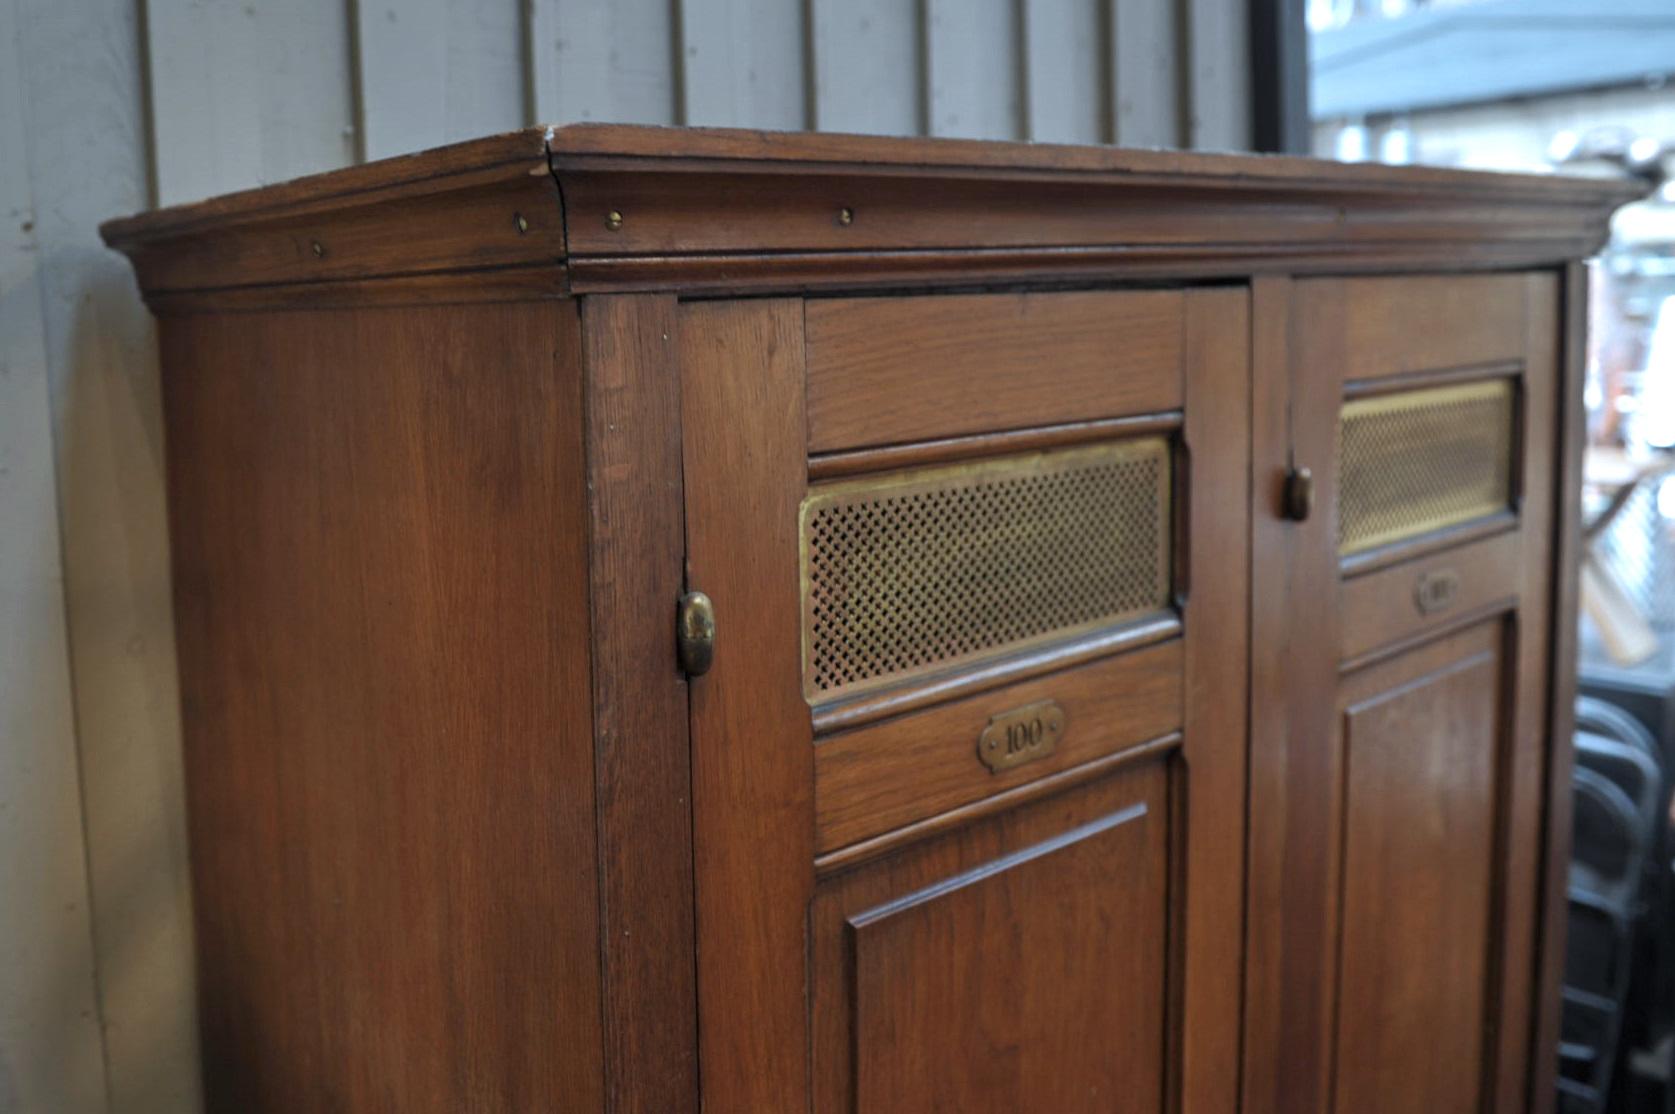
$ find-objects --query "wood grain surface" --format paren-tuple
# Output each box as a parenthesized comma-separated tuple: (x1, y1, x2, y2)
(1333, 623, 1505, 1114)
(1177, 286, 1252, 1114)
(103, 125, 1635, 304)
(810, 758, 1173, 1114)
(163, 301, 603, 1112)
(805, 290, 1184, 452)
(1339, 529, 1521, 664)
(579, 295, 699, 1114)
(1243, 275, 1346, 1114)
(1341, 272, 1528, 380)
(815, 640, 1183, 852)
(678, 297, 815, 1113)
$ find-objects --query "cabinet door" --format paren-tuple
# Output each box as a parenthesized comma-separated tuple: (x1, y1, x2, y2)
(1245, 273, 1568, 1114)
(677, 288, 1250, 1112)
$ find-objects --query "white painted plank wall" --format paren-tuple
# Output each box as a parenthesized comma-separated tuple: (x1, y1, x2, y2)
(146, 0, 1253, 202)
(1025, 0, 1110, 143)
(926, 0, 1023, 139)
(1187, 0, 1253, 150)
(530, 0, 679, 126)
(149, 0, 358, 204)
(1, 2, 1251, 1112)
(680, 0, 808, 129)
(354, 0, 527, 159)
(811, 0, 926, 135)
(0, 0, 108, 1110)
(1114, 0, 1183, 145)
(11, 0, 201, 1111)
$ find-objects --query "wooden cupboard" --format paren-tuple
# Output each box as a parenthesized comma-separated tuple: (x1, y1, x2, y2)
(1245, 272, 1577, 1114)
(101, 126, 1636, 1114)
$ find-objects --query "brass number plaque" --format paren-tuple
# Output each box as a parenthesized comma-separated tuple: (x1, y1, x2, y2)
(978, 700, 1066, 773)
(1414, 569, 1460, 616)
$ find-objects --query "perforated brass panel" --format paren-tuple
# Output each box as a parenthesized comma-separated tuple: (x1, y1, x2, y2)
(800, 439, 1173, 701)
(1338, 379, 1516, 556)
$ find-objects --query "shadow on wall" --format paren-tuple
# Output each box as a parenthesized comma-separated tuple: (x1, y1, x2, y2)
(0, 221, 109, 1112)
(9, 0, 203, 1109)
(53, 247, 203, 1114)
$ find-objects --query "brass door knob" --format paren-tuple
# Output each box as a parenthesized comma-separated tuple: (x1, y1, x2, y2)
(1282, 467, 1315, 523)
(676, 591, 716, 676)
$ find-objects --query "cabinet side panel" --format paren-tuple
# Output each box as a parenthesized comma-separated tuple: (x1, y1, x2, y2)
(161, 301, 603, 1113)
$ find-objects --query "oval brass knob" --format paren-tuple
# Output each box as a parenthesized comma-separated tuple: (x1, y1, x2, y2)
(676, 591, 716, 676)
(1282, 466, 1315, 523)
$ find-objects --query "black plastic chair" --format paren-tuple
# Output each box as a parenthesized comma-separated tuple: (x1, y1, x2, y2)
(1572, 756, 1659, 913)
(1576, 697, 1664, 841)
(1561, 701, 1671, 1113)
(1562, 984, 1618, 1112)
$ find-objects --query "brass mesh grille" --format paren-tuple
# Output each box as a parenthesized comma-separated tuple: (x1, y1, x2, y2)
(1338, 379, 1516, 556)
(800, 439, 1173, 700)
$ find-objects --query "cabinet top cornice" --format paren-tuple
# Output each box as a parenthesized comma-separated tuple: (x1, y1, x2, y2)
(102, 124, 1643, 303)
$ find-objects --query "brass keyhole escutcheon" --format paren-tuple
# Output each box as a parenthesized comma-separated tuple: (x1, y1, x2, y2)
(676, 591, 717, 677)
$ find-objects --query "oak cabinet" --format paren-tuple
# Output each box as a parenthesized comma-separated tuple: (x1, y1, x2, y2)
(102, 126, 1633, 1114)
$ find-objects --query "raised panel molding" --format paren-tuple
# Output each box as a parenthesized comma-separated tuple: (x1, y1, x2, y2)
(817, 762, 1171, 1113)
(1335, 630, 1505, 1114)
(849, 800, 1162, 1110)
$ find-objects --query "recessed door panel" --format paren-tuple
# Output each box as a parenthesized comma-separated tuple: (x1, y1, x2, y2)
(813, 760, 1170, 1114)
(1334, 623, 1505, 1114)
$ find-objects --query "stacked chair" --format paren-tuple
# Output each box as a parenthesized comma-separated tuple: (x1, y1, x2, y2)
(1559, 698, 1670, 1113)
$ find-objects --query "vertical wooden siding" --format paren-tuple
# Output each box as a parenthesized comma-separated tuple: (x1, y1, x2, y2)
(10, 0, 200, 1113)
(149, 0, 1254, 205)
(1, 1, 109, 1111)
(2, 1, 1251, 1113)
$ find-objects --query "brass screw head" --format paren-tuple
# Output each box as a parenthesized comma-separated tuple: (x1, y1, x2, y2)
(310, 240, 325, 258)
(605, 210, 624, 232)
(837, 206, 855, 226)
(514, 213, 529, 234)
